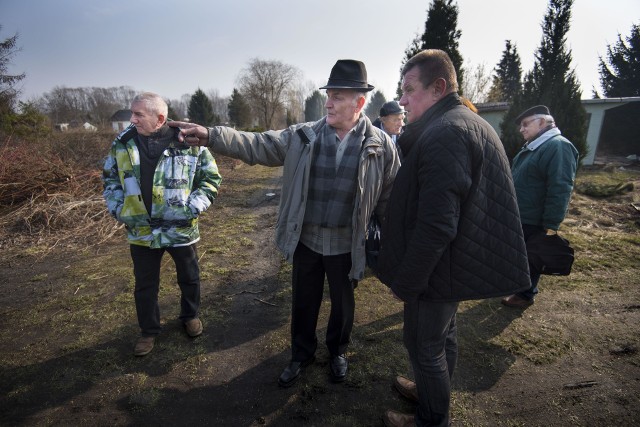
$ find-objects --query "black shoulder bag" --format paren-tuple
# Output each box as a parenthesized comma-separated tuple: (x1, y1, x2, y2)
(526, 233, 575, 276)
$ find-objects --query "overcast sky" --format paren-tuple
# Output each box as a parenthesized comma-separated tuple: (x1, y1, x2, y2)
(1, 0, 638, 104)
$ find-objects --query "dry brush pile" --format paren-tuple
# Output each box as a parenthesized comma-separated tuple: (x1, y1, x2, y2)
(0, 131, 121, 260)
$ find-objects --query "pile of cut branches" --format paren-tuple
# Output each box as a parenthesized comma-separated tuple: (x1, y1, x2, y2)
(0, 136, 120, 259)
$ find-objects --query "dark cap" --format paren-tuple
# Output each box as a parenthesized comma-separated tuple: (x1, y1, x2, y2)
(319, 59, 375, 92)
(379, 101, 404, 117)
(515, 105, 551, 125)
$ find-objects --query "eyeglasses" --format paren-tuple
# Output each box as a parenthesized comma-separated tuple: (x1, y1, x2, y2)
(520, 116, 543, 129)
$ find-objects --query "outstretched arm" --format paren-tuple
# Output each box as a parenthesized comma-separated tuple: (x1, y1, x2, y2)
(168, 121, 208, 146)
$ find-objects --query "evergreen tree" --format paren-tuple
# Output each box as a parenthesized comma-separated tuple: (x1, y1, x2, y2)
(228, 88, 252, 128)
(397, 0, 463, 97)
(188, 88, 217, 126)
(500, 0, 588, 163)
(487, 40, 523, 103)
(304, 90, 326, 122)
(167, 101, 178, 121)
(598, 23, 640, 97)
(365, 91, 387, 121)
(0, 26, 26, 119)
(396, 35, 423, 98)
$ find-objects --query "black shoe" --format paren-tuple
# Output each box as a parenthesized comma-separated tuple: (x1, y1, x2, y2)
(330, 354, 348, 383)
(278, 356, 315, 387)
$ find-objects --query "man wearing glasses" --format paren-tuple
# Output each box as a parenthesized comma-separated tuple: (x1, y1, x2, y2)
(502, 105, 579, 308)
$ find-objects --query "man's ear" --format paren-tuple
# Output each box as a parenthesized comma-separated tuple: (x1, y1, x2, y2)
(433, 78, 447, 98)
(356, 95, 366, 111)
(157, 114, 167, 126)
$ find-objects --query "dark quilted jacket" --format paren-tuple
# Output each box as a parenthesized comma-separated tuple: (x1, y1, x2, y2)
(377, 94, 530, 302)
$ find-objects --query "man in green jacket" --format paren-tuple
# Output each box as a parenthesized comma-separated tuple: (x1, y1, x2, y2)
(170, 60, 400, 386)
(502, 105, 578, 308)
(103, 92, 221, 356)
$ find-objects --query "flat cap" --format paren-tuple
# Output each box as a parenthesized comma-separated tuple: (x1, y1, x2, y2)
(515, 105, 550, 125)
(380, 101, 404, 117)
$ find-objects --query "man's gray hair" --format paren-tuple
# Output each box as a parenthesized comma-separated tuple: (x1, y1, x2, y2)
(132, 92, 168, 118)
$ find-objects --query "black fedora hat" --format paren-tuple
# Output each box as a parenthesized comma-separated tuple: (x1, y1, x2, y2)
(515, 105, 550, 125)
(319, 59, 375, 92)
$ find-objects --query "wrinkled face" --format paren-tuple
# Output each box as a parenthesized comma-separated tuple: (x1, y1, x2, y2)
(380, 113, 404, 135)
(519, 115, 545, 142)
(325, 89, 361, 133)
(399, 66, 437, 124)
(130, 101, 163, 136)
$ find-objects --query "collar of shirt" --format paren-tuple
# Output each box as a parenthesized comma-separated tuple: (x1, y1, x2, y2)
(525, 127, 561, 151)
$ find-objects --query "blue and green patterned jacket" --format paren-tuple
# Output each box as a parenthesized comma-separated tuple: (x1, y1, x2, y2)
(102, 125, 221, 248)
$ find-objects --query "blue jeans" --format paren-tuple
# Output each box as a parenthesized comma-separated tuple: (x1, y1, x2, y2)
(403, 299, 459, 427)
(130, 244, 201, 336)
(518, 224, 544, 301)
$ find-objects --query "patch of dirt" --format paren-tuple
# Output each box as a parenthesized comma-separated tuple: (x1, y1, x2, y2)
(0, 165, 639, 426)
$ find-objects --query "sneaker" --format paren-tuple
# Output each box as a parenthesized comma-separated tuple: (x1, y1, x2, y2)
(184, 318, 203, 337)
(134, 336, 155, 357)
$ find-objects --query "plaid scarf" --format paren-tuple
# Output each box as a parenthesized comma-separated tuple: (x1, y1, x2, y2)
(304, 123, 363, 227)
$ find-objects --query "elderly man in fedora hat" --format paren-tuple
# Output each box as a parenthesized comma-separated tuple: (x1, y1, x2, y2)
(169, 59, 400, 386)
(501, 104, 579, 308)
(373, 100, 405, 144)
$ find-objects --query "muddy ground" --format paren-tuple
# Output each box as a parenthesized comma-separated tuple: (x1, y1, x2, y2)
(0, 162, 639, 426)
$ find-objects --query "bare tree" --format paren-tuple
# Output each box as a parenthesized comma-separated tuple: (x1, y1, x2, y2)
(207, 89, 230, 124)
(460, 62, 491, 104)
(237, 58, 302, 129)
(37, 85, 135, 127)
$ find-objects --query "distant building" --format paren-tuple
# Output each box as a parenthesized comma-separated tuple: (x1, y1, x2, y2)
(54, 121, 97, 132)
(476, 97, 640, 165)
(110, 109, 131, 132)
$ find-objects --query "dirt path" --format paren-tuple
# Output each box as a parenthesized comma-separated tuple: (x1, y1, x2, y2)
(1, 164, 639, 426)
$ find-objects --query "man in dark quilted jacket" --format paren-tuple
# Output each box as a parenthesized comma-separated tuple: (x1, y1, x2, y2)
(377, 49, 531, 427)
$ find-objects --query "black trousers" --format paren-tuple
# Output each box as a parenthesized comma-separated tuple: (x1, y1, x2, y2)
(403, 299, 459, 427)
(290, 243, 355, 361)
(130, 244, 201, 337)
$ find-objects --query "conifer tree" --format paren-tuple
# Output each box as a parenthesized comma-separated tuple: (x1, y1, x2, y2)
(304, 90, 327, 122)
(396, 0, 463, 97)
(500, 0, 588, 163)
(365, 91, 387, 122)
(487, 40, 523, 103)
(0, 26, 26, 118)
(228, 88, 252, 129)
(188, 88, 217, 126)
(598, 23, 640, 97)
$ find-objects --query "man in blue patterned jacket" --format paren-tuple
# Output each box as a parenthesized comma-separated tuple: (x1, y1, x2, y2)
(103, 92, 221, 356)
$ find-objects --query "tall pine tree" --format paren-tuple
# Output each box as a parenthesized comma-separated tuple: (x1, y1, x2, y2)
(396, 0, 463, 98)
(598, 23, 640, 97)
(487, 40, 523, 103)
(500, 0, 588, 163)
(365, 91, 387, 121)
(228, 88, 252, 129)
(188, 88, 217, 126)
(304, 90, 327, 122)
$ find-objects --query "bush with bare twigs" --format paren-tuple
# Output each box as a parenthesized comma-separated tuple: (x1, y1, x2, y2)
(0, 131, 121, 257)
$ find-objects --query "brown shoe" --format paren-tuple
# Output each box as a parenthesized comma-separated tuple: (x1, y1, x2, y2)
(501, 294, 534, 308)
(184, 318, 203, 337)
(134, 336, 155, 356)
(394, 375, 418, 402)
(382, 409, 415, 427)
